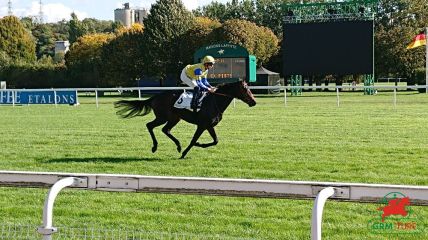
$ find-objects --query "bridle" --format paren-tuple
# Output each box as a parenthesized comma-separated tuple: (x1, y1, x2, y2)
(210, 91, 233, 98)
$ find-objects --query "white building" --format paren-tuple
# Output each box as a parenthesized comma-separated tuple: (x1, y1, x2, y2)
(114, 3, 148, 27)
(54, 41, 70, 54)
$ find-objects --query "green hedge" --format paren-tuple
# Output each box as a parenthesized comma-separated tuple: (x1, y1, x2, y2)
(415, 68, 426, 93)
(0, 63, 68, 88)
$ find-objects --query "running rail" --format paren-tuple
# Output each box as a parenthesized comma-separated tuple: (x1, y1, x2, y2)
(0, 171, 427, 240)
(0, 171, 427, 204)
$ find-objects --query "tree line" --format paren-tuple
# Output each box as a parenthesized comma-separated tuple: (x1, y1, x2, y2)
(0, 0, 426, 88)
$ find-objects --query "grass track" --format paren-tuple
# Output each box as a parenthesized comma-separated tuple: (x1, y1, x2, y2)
(1, 91, 427, 239)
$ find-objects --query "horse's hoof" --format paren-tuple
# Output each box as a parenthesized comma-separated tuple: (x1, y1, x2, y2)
(152, 146, 157, 153)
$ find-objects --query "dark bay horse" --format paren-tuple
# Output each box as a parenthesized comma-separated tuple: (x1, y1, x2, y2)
(115, 80, 256, 158)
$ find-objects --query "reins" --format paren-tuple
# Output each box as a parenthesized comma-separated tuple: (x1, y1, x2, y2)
(211, 91, 233, 98)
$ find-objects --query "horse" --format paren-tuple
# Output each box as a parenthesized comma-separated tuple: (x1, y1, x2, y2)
(114, 80, 256, 159)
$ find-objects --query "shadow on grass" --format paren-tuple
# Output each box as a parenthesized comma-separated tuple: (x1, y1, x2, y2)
(44, 156, 164, 163)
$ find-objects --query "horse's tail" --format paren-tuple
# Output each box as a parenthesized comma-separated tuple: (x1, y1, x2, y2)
(114, 99, 153, 118)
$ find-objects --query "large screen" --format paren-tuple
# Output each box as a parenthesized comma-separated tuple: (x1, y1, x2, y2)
(283, 20, 373, 75)
(208, 58, 246, 81)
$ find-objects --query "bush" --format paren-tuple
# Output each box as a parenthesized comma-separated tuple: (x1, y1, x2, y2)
(415, 68, 426, 93)
(0, 62, 68, 88)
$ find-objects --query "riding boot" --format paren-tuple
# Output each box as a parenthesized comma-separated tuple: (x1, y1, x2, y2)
(191, 87, 200, 113)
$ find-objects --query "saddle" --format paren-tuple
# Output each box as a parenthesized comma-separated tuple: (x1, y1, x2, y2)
(173, 91, 207, 111)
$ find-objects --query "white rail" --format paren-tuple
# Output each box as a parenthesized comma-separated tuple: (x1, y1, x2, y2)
(1, 171, 427, 204)
(0, 171, 427, 240)
(2, 85, 426, 109)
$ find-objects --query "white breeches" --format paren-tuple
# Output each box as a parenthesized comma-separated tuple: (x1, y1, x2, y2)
(180, 69, 197, 87)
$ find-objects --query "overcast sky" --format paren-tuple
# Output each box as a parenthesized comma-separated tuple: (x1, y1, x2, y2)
(0, 0, 229, 23)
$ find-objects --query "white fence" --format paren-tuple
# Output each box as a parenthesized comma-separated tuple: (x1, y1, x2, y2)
(1, 85, 428, 108)
(1, 170, 427, 240)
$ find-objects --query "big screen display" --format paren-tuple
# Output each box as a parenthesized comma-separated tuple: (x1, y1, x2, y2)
(208, 58, 246, 80)
(283, 20, 373, 75)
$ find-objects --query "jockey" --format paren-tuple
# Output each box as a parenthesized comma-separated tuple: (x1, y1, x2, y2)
(180, 55, 215, 112)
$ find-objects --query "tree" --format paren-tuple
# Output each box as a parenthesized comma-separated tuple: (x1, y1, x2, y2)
(213, 19, 279, 66)
(194, 2, 228, 21)
(68, 13, 89, 44)
(100, 24, 145, 86)
(32, 24, 56, 59)
(194, 0, 285, 36)
(375, 0, 428, 79)
(0, 16, 36, 63)
(253, 0, 285, 37)
(142, 0, 194, 81)
(179, 17, 221, 64)
(82, 18, 116, 34)
(65, 33, 114, 87)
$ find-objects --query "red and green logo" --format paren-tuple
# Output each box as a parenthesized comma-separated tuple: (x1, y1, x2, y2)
(368, 192, 424, 234)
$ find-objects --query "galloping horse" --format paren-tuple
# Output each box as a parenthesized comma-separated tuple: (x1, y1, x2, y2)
(115, 80, 256, 158)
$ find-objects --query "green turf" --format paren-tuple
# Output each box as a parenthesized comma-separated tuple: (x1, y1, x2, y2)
(1, 91, 427, 239)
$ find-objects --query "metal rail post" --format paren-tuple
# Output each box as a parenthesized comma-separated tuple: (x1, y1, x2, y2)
(393, 88, 397, 108)
(37, 177, 81, 240)
(95, 90, 99, 108)
(284, 88, 287, 106)
(53, 90, 57, 107)
(311, 187, 335, 240)
(336, 88, 340, 107)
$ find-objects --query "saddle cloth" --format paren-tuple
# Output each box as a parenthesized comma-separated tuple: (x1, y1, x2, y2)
(173, 91, 207, 111)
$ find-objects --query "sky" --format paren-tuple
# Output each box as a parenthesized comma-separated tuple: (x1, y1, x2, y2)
(0, 0, 230, 23)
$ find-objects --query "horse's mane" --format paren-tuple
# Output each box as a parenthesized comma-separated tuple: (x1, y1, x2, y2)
(215, 81, 240, 91)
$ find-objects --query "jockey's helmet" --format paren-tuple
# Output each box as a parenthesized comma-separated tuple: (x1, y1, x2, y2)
(202, 55, 215, 65)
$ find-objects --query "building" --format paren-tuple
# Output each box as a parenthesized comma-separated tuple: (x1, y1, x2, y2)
(54, 41, 70, 54)
(114, 3, 148, 27)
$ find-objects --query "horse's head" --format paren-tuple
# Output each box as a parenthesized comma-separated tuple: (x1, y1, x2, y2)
(401, 197, 411, 206)
(234, 80, 256, 107)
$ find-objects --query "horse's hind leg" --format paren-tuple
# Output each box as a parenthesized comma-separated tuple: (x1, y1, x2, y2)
(194, 127, 218, 148)
(147, 118, 166, 153)
(180, 126, 205, 159)
(162, 119, 182, 153)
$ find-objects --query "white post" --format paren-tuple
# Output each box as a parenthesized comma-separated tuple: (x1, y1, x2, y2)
(53, 90, 57, 107)
(95, 90, 99, 108)
(12, 90, 15, 107)
(284, 87, 287, 107)
(75, 90, 79, 105)
(38, 177, 80, 240)
(311, 187, 335, 240)
(336, 87, 340, 107)
(393, 88, 397, 108)
(425, 27, 427, 94)
(233, 98, 236, 108)
(138, 89, 142, 100)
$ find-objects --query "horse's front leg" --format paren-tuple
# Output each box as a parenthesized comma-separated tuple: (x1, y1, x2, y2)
(180, 126, 205, 159)
(194, 127, 218, 148)
(162, 119, 182, 153)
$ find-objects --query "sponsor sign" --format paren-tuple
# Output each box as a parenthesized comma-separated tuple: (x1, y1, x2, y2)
(0, 90, 78, 105)
(368, 192, 424, 235)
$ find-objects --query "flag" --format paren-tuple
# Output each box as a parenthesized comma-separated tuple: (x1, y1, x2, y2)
(406, 32, 426, 49)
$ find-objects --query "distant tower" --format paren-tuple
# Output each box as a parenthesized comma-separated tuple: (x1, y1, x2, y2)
(114, 3, 148, 27)
(39, 0, 44, 23)
(8, 0, 13, 16)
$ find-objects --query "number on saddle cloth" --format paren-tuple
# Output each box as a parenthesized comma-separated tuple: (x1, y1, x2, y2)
(173, 91, 206, 111)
